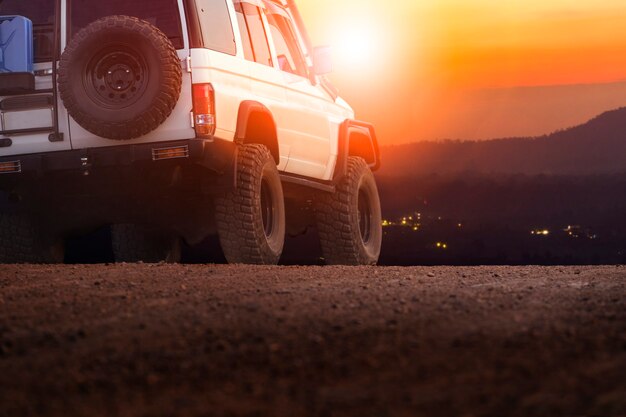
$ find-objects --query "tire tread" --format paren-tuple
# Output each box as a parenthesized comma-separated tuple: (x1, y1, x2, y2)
(111, 224, 181, 263)
(315, 157, 381, 265)
(58, 15, 182, 140)
(0, 213, 64, 264)
(215, 145, 284, 265)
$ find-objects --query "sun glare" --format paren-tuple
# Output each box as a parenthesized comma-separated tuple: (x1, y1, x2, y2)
(332, 24, 382, 69)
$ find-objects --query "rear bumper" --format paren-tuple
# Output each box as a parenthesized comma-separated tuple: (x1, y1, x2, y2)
(0, 138, 237, 235)
(0, 138, 236, 179)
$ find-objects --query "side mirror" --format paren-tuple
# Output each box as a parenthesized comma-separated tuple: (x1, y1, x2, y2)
(312, 46, 333, 76)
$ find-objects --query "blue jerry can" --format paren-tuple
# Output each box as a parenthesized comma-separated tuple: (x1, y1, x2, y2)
(0, 16, 34, 73)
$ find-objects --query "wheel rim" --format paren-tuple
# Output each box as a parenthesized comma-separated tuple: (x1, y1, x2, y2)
(358, 188, 372, 244)
(84, 45, 149, 108)
(260, 179, 275, 238)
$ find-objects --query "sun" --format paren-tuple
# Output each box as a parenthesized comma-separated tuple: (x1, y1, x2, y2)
(332, 23, 382, 69)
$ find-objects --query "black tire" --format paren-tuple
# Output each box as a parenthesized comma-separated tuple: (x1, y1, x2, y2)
(58, 15, 182, 140)
(315, 157, 382, 265)
(215, 144, 285, 265)
(0, 213, 64, 264)
(111, 224, 182, 263)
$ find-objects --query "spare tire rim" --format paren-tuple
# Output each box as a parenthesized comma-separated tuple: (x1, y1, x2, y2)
(260, 179, 275, 239)
(84, 45, 149, 108)
(358, 188, 372, 244)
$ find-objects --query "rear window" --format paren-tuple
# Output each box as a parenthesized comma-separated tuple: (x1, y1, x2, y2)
(194, 0, 236, 55)
(0, 0, 55, 63)
(70, 0, 184, 50)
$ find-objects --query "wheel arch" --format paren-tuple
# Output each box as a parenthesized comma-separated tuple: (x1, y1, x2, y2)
(334, 119, 381, 181)
(234, 101, 280, 165)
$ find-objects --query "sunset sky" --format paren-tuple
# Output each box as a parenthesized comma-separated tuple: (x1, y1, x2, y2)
(297, 0, 626, 144)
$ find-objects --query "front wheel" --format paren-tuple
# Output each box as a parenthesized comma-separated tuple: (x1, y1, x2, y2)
(315, 157, 382, 265)
(111, 224, 182, 263)
(215, 144, 285, 265)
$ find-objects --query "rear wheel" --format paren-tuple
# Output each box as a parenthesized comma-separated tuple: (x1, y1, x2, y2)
(315, 157, 382, 265)
(215, 144, 285, 264)
(111, 224, 181, 263)
(0, 213, 64, 264)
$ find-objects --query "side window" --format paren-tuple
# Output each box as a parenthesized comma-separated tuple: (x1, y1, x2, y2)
(234, 3, 254, 61)
(194, 0, 236, 55)
(264, 9, 307, 77)
(234, 3, 273, 67)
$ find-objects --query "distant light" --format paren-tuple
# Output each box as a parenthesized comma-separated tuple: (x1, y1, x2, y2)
(443, 244, 448, 249)
(412, 226, 419, 231)
(458, 223, 463, 228)
(436, 242, 442, 248)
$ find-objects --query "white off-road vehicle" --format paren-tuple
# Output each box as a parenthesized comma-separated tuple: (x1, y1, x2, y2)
(0, 0, 382, 265)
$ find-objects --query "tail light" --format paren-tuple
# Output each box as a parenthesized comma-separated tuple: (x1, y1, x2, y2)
(192, 83, 216, 138)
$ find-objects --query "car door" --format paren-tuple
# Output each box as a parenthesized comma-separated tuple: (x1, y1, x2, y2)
(262, 3, 334, 180)
(0, 0, 72, 158)
(65, 0, 195, 149)
(233, 0, 290, 171)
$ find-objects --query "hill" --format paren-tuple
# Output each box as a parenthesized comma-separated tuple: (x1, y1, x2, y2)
(379, 107, 626, 176)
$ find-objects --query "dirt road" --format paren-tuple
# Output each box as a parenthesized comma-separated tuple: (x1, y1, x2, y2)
(0, 265, 624, 417)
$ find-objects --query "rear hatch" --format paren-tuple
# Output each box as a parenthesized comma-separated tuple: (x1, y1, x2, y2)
(0, 0, 195, 162)
(66, 0, 195, 150)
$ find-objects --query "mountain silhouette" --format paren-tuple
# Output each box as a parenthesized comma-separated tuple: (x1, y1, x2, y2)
(379, 107, 626, 176)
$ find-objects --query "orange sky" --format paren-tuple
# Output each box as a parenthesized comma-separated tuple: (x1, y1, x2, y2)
(297, 0, 626, 144)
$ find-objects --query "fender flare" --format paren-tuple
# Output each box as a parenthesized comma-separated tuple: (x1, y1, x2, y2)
(234, 101, 280, 164)
(334, 119, 381, 181)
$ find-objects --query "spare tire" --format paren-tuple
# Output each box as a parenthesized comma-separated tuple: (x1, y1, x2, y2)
(58, 15, 182, 140)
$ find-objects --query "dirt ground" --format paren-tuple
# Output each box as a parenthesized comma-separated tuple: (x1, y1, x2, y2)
(0, 264, 624, 417)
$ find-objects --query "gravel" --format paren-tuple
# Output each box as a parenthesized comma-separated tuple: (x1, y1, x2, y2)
(0, 264, 624, 417)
